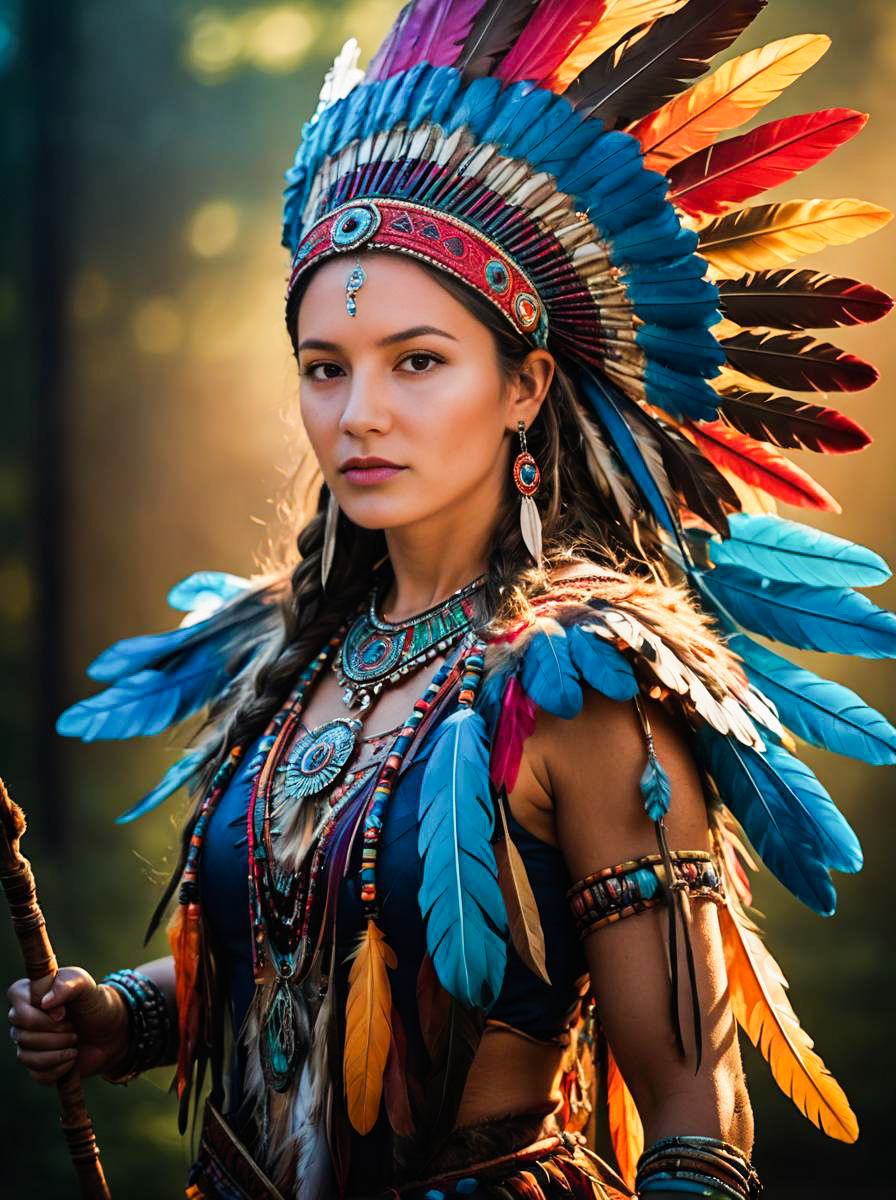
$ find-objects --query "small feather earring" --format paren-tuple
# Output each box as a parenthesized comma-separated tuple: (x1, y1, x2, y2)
(513, 420, 542, 565)
(321, 490, 339, 588)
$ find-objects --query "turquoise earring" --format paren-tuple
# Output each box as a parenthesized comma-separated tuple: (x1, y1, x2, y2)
(513, 420, 542, 564)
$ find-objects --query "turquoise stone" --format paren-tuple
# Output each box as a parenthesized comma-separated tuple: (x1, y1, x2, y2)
(520, 462, 537, 486)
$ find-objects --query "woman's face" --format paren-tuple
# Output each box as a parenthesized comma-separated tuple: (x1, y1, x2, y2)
(295, 252, 551, 536)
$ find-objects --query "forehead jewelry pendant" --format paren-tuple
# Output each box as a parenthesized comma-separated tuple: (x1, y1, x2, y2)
(345, 256, 366, 316)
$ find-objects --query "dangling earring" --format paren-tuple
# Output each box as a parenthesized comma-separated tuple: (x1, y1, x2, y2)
(513, 420, 542, 565)
(321, 490, 339, 588)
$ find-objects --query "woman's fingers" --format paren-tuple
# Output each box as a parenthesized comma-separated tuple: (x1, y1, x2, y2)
(14, 1043, 79, 1083)
(11, 1025, 78, 1051)
(7, 998, 73, 1035)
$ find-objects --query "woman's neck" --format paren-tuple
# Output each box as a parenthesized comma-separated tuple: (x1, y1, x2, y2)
(379, 520, 492, 623)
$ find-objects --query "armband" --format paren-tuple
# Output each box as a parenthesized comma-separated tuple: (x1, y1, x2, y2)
(566, 851, 724, 939)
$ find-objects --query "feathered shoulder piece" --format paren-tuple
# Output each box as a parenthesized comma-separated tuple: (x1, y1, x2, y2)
(471, 562, 867, 1150)
(56, 570, 288, 822)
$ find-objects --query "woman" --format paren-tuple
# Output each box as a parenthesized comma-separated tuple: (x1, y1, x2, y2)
(8, 3, 893, 1198)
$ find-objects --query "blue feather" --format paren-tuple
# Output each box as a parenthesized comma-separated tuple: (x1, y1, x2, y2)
(589, 171, 668, 236)
(475, 665, 512, 738)
(643, 361, 720, 421)
(698, 565, 896, 658)
(580, 371, 676, 535)
(519, 624, 583, 718)
(566, 624, 638, 701)
(116, 749, 208, 824)
(697, 729, 857, 915)
(561, 131, 639, 194)
(710, 515, 891, 588)
(417, 708, 507, 1009)
(637, 322, 725, 377)
(610, 209, 697, 263)
(729, 634, 896, 766)
(640, 751, 671, 821)
(167, 571, 250, 613)
(623, 268, 719, 331)
(408, 65, 461, 128)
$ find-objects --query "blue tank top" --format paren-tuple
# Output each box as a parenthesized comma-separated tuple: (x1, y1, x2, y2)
(200, 700, 588, 1111)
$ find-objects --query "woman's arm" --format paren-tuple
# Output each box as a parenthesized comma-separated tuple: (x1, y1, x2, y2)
(527, 688, 753, 1153)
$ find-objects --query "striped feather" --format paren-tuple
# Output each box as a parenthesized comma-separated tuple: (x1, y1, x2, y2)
(717, 270, 893, 330)
(718, 896, 858, 1141)
(699, 198, 893, 278)
(669, 109, 867, 220)
(630, 33, 832, 171)
(564, 0, 767, 128)
(689, 421, 840, 511)
(549, 1, 688, 92)
(713, 386, 871, 454)
(720, 328, 878, 393)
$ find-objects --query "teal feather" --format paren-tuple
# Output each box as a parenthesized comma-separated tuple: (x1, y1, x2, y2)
(167, 571, 250, 613)
(640, 751, 671, 821)
(710, 515, 891, 588)
(519, 623, 583, 718)
(698, 565, 896, 658)
(566, 624, 638, 702)
(417, 708, 508, 1010)
(115, 749, 207, 825)
(730, 634, 896, 766)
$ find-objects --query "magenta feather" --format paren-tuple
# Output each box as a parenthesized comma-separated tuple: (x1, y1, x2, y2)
(497, 0, 601, 83)
(370, 0, 490, 79)
(489, 674, 537, 793)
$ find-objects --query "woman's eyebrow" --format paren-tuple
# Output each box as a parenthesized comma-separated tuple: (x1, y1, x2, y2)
(297, 325, 458, 353)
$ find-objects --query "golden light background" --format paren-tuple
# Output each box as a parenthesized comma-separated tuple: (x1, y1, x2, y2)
(0, 2, 893, 1195)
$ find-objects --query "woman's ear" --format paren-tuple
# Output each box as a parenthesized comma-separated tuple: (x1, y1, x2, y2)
(505, 349, 555, 431)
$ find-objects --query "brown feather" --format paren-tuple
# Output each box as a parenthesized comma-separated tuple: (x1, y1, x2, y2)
(494, 791, 550, 984)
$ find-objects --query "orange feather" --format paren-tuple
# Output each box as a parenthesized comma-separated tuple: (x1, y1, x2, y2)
(548, 0, 688, 92)
(718, 896, 858, 1143)
(630, 34, 831, 172)
(343, 918, 396, 1135)
(698, 198, 893, 279)
(606, 1047, 644, 1190)
(167, 901, 202, 1100)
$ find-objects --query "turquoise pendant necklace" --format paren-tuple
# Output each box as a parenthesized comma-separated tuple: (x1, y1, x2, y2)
(335, 573, 485, 709)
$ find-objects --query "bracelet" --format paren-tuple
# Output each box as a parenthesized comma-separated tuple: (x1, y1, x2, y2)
(101, 968, 175, 1084)
(636, 1136, 761, 1200)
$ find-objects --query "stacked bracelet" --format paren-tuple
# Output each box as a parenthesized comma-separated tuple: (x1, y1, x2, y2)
(101, 968, 175, 1084)
(636, 1136, 761, 1200)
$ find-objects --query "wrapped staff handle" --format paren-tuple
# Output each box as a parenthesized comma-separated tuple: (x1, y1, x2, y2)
(0, 777, 111, 1199)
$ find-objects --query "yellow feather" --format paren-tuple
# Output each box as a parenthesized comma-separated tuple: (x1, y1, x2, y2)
(343, 919, 396, 1135)
(549, 1, 688, 92)
(632, 34, 831, 172)
(718, 897, 858, 1143)
(699, 198, 893, 279)
(606, 1047, 644, 1190)
(715, 464, 778, 514)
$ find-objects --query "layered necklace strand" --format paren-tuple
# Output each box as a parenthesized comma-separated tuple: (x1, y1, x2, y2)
(246, 577, 488, 1091)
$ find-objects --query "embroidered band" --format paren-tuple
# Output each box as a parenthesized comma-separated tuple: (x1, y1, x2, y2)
(566, 851, 724, 938)
(636, 1135, 762, 1200)
(287, 199, 548, 346)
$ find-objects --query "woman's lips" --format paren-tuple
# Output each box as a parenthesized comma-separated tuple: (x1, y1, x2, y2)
(341, 464, 406, 485)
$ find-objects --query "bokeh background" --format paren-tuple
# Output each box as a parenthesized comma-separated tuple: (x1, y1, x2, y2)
(0, 1, 893, 1195)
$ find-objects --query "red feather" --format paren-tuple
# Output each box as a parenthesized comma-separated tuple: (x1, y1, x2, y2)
(717, 269, 894, 329)
(498, 0, 603, 83)
(715, 387, 872, 454)
(721, 328, 878, 392)
(383, 1005, 416, 1137)
(688, 420, 841, 511)
(669, 108, 867, 218)
(489, 674, 537, 793)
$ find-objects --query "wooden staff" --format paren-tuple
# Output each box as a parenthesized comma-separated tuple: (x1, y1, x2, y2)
(0, 776, 111, 1199)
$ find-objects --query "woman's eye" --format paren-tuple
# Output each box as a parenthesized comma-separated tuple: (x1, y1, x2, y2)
(399, 352, 442, 374)
(303, 362, 344, 381)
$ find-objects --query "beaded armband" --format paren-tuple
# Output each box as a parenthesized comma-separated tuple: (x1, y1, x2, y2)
(636, 1135, 762, 1199)
(101, 968, 176, 1084)
(566, 851, 724, 939)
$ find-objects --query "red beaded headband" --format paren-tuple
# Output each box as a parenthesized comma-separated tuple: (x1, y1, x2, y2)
(286, 198, 548, 346)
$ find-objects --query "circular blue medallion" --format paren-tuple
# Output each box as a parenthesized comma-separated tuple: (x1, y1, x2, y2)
(331, 203, 381, 251)
(484, 258, 510, 294)
(281, 718, 360, 800)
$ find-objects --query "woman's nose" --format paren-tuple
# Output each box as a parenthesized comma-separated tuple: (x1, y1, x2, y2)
(338, 370, 392, 437)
